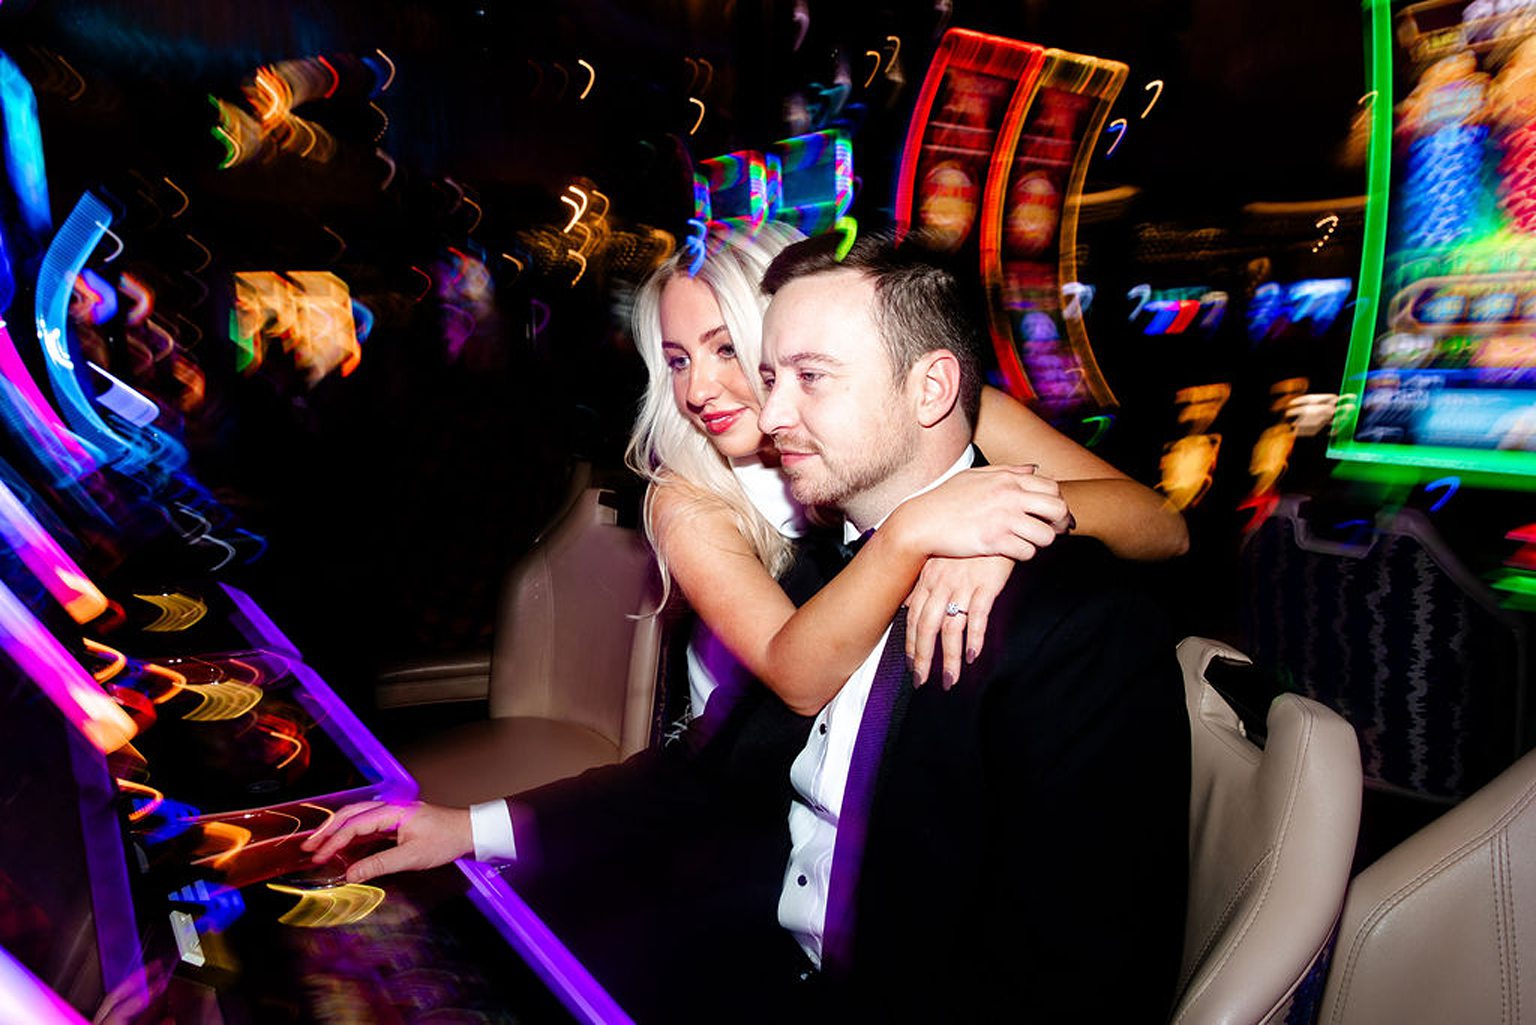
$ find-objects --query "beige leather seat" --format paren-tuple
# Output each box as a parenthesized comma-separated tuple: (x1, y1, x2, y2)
(378, 485, 667, 807)
(1317, 745, 1536, 1025)
(1171, 637, 1363, 1025)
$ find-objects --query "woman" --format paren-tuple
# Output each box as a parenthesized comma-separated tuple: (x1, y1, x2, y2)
(629, 222, 1186, 716)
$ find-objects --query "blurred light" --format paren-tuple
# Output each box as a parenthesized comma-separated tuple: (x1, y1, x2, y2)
(688, 97, 706, 135)
(0, 51, 53, 238)
(81, 638, 127, 683)
(833, 216, 858, 261)
(1105, 118, 1127, 156)
(0, 476, 108, 622)
(232, 271, 360, 383)
(267, 882, 385, 928)
(577, 58, 595, 100)
(0, 578, 137, 753)
(1141, 79, 1164, 118)
(132, 591, 207, 632)
(1424, 475, 1461, 511)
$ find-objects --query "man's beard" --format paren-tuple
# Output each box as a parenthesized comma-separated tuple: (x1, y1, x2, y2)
(776, 425, 916, 510)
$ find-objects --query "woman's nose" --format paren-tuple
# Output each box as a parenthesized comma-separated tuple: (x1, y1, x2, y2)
(686, 361, 719, 408)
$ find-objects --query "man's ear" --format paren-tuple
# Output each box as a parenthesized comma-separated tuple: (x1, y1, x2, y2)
(909, 350, 961, 428)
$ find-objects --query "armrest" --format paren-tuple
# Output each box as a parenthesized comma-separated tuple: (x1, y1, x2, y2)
(376, 655, 493, 709)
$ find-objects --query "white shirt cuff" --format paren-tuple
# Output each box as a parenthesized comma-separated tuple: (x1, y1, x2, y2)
(469, 799, 518, 862)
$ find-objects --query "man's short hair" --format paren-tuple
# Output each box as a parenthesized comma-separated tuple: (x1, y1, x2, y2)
(760, 229, 984, 426)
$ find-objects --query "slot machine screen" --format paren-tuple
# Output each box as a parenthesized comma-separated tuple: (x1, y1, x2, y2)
(1333, 0, 1536, 486)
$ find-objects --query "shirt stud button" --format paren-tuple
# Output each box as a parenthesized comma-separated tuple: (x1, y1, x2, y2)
(818, 722, 828, 735)
(797, 874, 808, 887)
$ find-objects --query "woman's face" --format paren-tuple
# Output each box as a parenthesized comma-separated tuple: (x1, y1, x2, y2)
(658, 274, 767, 460)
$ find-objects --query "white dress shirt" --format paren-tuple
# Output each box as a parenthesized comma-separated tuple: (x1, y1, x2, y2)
(777, 447, 974, 966)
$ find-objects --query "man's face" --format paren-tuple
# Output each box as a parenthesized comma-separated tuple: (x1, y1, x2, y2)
(758, 269, 917, 511)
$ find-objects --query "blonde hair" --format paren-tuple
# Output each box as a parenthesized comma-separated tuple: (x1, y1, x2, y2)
(625, 223, 805, 601)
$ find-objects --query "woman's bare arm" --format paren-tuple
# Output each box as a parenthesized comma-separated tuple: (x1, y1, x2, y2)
(652, 466, 1063, 716)
(974, 386, 1189, 560)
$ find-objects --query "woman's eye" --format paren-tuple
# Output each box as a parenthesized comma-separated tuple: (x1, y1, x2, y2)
(666, 356, 689, 372)
(718, 344, 737, 360)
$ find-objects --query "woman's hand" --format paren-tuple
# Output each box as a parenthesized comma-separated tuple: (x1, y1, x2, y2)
(889, 464, 1073, 563)
(904, 555, 1015, 687)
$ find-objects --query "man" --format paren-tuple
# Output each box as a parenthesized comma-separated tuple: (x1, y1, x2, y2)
(746, 231, 1190, 1020)
(307, 231, 1189, 1022)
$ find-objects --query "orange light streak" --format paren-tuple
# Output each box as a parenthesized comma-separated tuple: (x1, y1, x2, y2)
(82, 638, 127, 683)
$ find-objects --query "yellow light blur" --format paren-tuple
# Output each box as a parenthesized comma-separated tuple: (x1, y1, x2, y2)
(267, 882, 386, 928)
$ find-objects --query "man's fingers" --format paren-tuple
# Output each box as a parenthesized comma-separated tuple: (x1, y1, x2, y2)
(302, 801, 384, 851)
(344, 844, 412, 884)
(309, 805, 404, 864)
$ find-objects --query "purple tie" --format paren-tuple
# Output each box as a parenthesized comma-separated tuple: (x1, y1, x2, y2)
(820, 605, 907, 976)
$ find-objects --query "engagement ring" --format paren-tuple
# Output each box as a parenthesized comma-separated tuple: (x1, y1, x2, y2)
(945, 602, 967, 617)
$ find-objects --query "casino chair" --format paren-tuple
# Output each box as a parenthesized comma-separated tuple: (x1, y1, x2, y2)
(1316, 745, 1536, 1025)
(1171, 637, 1363, 1025)
(376, 475, 677, 807)
(1240, 495, 1529, 804)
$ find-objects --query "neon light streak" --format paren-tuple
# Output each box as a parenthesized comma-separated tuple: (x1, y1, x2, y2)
(1141, 79, 1164, 118)
(132, 591, 208, 632)
(0, 476, 107, 621)
(1424, 475, 1460, 512)
(0, 578, 136, 753)
(833, 216, 858, 261)
(577, 59, 595, 100)
(267, 882, 385, 927)
(35, 193, 135, 465)
(1105, 117, 1128, 156)
(863, 51, 881, 89)
(194, 822, 252, 869)
(688, 97, 705, 135)
(0, 52, 53, 238)
(116, 779, 165, 822)
(81, 639, 127, 684)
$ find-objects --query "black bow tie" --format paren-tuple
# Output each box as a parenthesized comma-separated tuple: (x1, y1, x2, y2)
(836, 529, 875, 565)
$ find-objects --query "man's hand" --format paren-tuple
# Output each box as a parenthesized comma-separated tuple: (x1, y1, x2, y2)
(300, 800, 473, 884)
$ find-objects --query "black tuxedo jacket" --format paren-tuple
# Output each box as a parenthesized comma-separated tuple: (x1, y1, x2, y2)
(826, 533, 1190, 1022)
(505, 527, 1189, 1024)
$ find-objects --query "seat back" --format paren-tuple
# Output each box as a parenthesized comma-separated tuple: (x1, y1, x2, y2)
(487, 486, 663, 758)
(1241, 496, 1527, 801)
(1318, 746, 1536, 1025)
(1173, 637, 1363, 1025)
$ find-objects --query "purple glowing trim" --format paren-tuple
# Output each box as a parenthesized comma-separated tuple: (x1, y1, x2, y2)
(0, 946, 91, 1024)
(283, 658, 416, 797)
(0, 475, 105, 620)
(0, 578, 134, 752)
(66, 715, 148, 1018)
(219, 582, 303, 657)
(0, 320, 97, 478)
(458, 859, 634, 1025)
